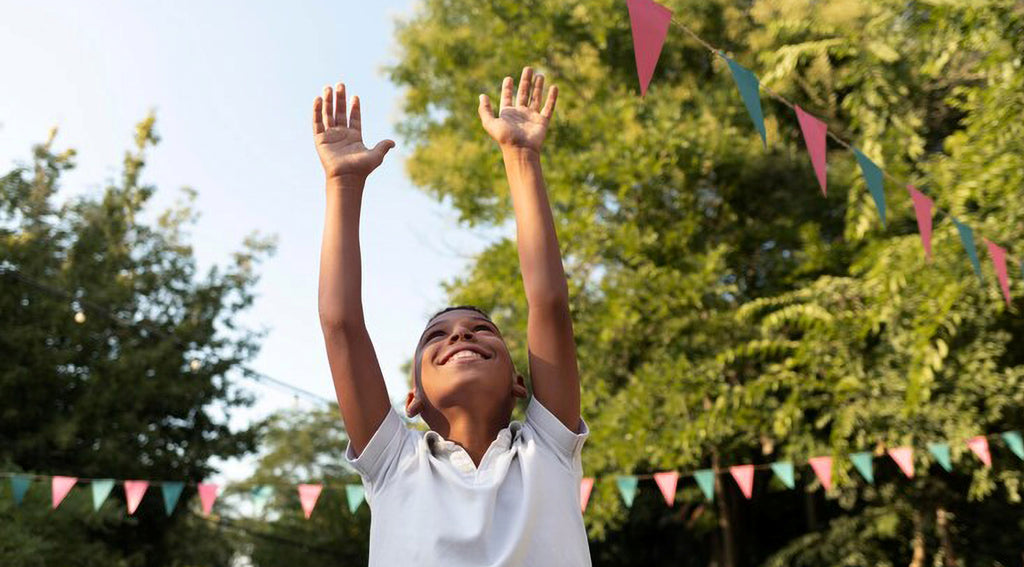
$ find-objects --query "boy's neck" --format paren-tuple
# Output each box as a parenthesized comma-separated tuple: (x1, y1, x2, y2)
(428, 405, 511, 467)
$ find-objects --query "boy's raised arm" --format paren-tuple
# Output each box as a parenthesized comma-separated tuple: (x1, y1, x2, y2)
(478, 67, 582, 433)
(314, 82, 396, 456)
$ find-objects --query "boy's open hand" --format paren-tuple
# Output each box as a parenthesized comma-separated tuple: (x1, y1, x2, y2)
(314, 82, 395, 183)
(478, 67, 558, 154)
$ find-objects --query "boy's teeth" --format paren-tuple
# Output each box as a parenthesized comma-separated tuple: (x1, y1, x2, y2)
(450, 351, 483, 362)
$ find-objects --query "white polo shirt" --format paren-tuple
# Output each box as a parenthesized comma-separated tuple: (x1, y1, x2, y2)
(344, 395, 592, 567)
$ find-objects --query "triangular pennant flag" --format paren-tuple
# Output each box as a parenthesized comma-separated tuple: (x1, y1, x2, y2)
(808, 456, 833, 491)
(729, 465, 755, 499)
(653, 471, 679, 506)
(615, 476, 638, 508)
(723, 56, 767, 147)
(693, 469, 716, 501)
(297, 484, 323, 519)
(124, 480, 149, 515)
(967, 436, 992, 467)
(850, 452, 875, 484)
(888, 447, 915, 478)
(625, 0, 672, 97)
(345, 484, 365, 514)
(794, 106, 828, 196)
(984, 239, 1012, 307)
(11, 475, 31, 506)
(580, 477, 595, 513)
(852, 148, 887, 227)
(952, 218, 983, 284)
(162, 482, 185, 516)
(52, 476, 77, 509)
(769, 461, 795, 489)
(1002, 431, 1024, 461)
(91, 479, 115, 511)
(927, 442, 953, 472)
(198, 483, 219, 516)
(906, 186, 934, 261)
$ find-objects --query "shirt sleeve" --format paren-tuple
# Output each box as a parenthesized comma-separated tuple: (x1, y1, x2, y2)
(524, 395, 590, 473)
(344, 405, 416, 494)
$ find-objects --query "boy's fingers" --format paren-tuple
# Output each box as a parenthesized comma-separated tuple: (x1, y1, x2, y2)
(313, 97, 325, 134)
(540, 85, 558, 119)
(372, 139, 396, 160)
(349, 96, 362, 132)
(478, 94, 493, 123)
(335, 83, 347, 128)
(500, 76, 513, 108)
(530, 74, 544, 112)
(322, 86, 335, 127)
(515, 67, 533, 107)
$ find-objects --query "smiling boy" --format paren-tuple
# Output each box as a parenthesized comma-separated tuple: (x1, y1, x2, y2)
(315, 66, 590, 566)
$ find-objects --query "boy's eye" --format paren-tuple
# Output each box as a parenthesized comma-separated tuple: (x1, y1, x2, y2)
(474, 325, 492, 332)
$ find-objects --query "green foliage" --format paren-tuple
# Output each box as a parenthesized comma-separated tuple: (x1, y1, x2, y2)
(1, 118, 276, 565)
(387, 0, 1024, 564)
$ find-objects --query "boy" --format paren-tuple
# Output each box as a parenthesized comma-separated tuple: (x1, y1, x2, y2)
(314, 66, 590, 566)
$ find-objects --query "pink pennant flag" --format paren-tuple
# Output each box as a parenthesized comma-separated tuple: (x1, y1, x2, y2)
(967, 436, 992, 467)
(808, 456, 833, 491)
(984, 239, 1012, 307)
(580, 477, 595, 512)
(51, 476, 77, 509)
(198, 483, 219, 516)
(729, 465, 755, 499)
(653, 471, 679, 506)
(297, 484, 323, 519)
(794, 105, 828, 197)
(906, 186, 934, 261)
(124, 480, 149, 515)
(887, 447, 914, 478)
(626, 0, 672, 97)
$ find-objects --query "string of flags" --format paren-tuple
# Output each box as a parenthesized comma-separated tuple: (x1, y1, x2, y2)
(1, 474, 367, 520)
(625, 0, 1023, 307)
(579, 431, 1024, 512)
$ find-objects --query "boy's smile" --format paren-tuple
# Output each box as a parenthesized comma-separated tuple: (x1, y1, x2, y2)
(437, 343, 492, 365)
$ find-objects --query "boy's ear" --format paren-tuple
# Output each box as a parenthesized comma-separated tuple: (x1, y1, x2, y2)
(405, 389, 424, 418)
(512, 372, 528, 399)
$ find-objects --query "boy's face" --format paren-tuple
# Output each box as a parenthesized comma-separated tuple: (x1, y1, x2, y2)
(408, 309, 524, 417)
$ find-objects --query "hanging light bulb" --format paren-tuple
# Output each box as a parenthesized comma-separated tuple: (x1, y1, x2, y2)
(74, 311, 86, 323)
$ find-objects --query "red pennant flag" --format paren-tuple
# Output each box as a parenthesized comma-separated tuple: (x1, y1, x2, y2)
(906, 186, 934, 261)
(653, 471, 679, 506)
(198, 483, 219, 516)
(51, 476, 77, 509)
(124, 480, 149, 515)
(626, 0, 672, 97)
(887, 447, 914, 478)
(794, 105, 828, 197)
(580, 477, 595, 512)
(967, 436, 992, 467)
(297, 484, 323, 519)
(729, 465, 755, 499)
(808, 456, 833, 491)
(984, 239, 1012, 307)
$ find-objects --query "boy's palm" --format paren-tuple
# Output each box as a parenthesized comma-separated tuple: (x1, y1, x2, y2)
(313, 83, 394, 181)
(479, 67, 558, 153)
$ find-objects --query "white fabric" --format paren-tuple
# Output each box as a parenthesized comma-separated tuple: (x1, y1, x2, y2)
(344, 395, 592, 567)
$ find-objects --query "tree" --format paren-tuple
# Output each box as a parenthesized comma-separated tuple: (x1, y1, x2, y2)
(385, 0, 1024, 564)
(1, 117, 276, 566)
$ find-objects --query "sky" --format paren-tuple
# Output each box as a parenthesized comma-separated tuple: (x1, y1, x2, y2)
(0, 0, 509, 484)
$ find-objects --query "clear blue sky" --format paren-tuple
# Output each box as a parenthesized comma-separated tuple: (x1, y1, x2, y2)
(0, 0, 508, 482)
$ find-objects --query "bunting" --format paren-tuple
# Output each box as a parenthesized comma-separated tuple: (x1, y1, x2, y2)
(92, 479, 115, 511)
(346, 484, 365, 514)
(852, 148, 887, 227)
(124, 480, 149, 515)
(11, 475, 30, 506)
(625, 0, 672, 97)
(723, 55, 767, 147)
(850, 452, 874, 484)
(616, 476, 638, 508)
(953, 218, 984, 284)
(252, 486, 273, 516)
(770, 461, 795, 489)
(888, 447, 915, 478)
(51, 476, 76, 509)
(297, 484, 323, 519)
(198, 483, 219, 516)
(794, 106, 828, 196)
(906, 186, 934, 262)
(1002, 431, 1024, 461)
(968, 436, 992, 467)
(928, 442, 953, 472)
(984, 239, 1012, 307)
(163, 482, 185, 516)
(580, 477, 595, 512)
(807, 456, 833, 491)
(653, 471, 679, 506)
(693, 469, 715, 501)
(729, 465, 755, 499)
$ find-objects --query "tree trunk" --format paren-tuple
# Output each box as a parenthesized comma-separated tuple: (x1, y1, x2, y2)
(935, 507, 956, 566)
(713, 452, 737, 567)
(909, 508, 926, 567)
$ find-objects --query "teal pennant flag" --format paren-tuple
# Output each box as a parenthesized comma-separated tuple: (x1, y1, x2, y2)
(162, 482, 185, 516)
(346, 484, 365, 514)
(850, 452, 875, 484)
(251, 485, 273, 516)
(769, 461, 795, 489)
(693, 469, 716, 501)
(92, 479, 115, 511)
(928, 442, 953, 472)
(852, 148, 887, 227)
(722, 54, 767, 147)
(1002, 431, 1024, 461)
(616, 476, 638, 508)
(11, 475, 31, 506)
(952, 218, 984, 284)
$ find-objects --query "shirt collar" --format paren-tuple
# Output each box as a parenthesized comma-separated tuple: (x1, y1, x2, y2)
(424, 419, 523, 458)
